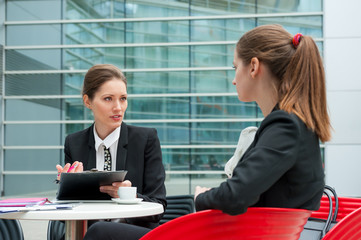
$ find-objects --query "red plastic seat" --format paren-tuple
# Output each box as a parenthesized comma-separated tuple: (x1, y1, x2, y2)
(322, 206, 361, 240)
(311, 196, 361, 221)
(140, 207, 311, 240)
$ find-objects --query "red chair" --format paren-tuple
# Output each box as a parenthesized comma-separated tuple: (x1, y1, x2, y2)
(311, 196, 361, 221)
(322, 206, 361, 240)
(140, 207, 311, 240)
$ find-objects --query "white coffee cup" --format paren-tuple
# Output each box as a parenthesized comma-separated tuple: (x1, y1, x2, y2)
(117, 186, 137, 200)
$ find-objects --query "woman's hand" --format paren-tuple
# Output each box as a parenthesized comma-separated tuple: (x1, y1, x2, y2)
(55, 161, 83, 181)
(100, 180, 132, 198)
(194, 186, 211, 201)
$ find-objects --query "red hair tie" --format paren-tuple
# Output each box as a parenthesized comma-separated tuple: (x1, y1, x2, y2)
(292, 33, 303, 48)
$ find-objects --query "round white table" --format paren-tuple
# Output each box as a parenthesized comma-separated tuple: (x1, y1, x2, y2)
(0, 201, 164, 240)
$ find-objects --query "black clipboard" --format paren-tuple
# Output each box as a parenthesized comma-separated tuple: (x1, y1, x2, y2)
(56, 171, 127, 200)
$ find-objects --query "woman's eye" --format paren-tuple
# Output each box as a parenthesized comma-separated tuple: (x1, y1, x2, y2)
(121, 97, 127, 101)
(104, 97, 111, 101)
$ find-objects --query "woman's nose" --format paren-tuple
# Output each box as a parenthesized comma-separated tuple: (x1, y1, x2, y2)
(113, 100, 122, 110)
(232, 78, 236, 85)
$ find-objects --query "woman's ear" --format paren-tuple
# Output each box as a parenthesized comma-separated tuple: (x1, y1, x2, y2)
(83, 95, 91, 109)
(250, 57, 260, 79)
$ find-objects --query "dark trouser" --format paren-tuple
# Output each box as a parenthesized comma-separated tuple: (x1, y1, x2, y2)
(83, 222, 151, 240)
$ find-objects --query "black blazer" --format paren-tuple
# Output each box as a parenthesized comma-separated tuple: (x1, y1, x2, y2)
(64, 122, 166, 228)
(195, 107, 325, 215)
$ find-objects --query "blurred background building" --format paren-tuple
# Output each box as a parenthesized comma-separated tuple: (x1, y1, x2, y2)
(0, 0, 360, 198)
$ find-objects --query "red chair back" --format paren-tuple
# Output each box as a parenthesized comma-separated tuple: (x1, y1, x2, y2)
(140, 207, 311, 240)
(311, 196, 361, 221)
(322, 206, 361, 240)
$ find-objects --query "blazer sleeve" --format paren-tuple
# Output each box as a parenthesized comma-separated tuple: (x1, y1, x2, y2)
(64, 135, 73, 165)
(137, 128, 166, 205)
(126, 128, 167, 227)
(195, 111, 302, 215)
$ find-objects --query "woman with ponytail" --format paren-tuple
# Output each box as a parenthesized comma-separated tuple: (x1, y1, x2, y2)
(194, 24, 331, 215)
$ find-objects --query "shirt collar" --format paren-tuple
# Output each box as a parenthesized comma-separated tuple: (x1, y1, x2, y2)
(94, 125, 121, 151)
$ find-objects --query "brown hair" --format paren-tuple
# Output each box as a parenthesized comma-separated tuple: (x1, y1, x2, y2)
(82, 64, 127, 100)
(236, 24, 331, 142)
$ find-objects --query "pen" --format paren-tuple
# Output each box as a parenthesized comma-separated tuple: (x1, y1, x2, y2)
(54, 173, 61, 184)
(67, 163, 78, 173)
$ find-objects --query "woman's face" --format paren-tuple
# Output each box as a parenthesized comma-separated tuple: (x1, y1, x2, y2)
(83, 78, 128, 137)
(232, 50, 255, 102)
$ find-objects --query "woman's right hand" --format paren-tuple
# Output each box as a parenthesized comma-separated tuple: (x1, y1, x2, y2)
(194, 185, 211, 201)
(56, 161, 83, 181)
(100, 180, 132, 198)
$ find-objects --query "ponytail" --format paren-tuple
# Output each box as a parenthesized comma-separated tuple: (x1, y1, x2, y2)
(279, 35, 331, 142)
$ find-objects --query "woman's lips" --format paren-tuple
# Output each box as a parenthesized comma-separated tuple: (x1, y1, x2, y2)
(111, 115, 122, 120)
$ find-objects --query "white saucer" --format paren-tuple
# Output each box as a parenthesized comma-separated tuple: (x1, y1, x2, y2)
(111, 198, 143, 204)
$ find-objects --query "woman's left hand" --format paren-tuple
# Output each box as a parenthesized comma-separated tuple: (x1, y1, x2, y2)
(56, 161, 83, 181)
(100, 180, 132, 198)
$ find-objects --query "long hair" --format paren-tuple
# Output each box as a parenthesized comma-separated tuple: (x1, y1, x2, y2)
(236, 24, 331, 142)
(82, 64, 127, 100)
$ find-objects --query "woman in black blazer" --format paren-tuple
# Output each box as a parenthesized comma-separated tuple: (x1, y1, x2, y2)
(56, 64, 166, 234)
(195, 25, 332, 214)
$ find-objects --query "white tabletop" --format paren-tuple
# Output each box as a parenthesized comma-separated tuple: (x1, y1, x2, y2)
(0, 201, 164, 221)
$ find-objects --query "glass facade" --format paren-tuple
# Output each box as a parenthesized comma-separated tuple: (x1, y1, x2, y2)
(0, 0, 323, 196)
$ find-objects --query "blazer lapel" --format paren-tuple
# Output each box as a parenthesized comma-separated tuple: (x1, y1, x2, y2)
(86, 124, 97, 170)
(116, 122, 128, 170)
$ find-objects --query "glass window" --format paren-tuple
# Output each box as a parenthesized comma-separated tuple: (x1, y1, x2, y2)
(256, 0, 322, 13)
(131, 122, 260, 145)
(66, 23, 126, 44)
(5, 74, 63, 95)
(6, 49, 62, 70)
(66, 0, 125, 19)
(5, 99, 63, 121)
(316, 42, 324, 57)
(191, 97, 259, 118)
(162, 148, 235, 171)
(125, 0, 189, 18)
(190, 0, 256, 15)
(191, 45, 231, 68)
(191, 70, 234, 92)
(126, 46, 189, 68)
(126, 72, 190, 94)
(66, 123, 92, 137)
(65, 47, 126, 69)
(126, 96, 258, 120)
(5, 149, 63, 171)
(6, 0, 61, 21)
(4, 175, 56, 196)
(190, 19, 255, 42)
(126, 21, 189, 43)
(5, 124, 64, 146)
(65, 0, 190, 19)
(258, 16, 323, 38)
(6, 25, 62, 46)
